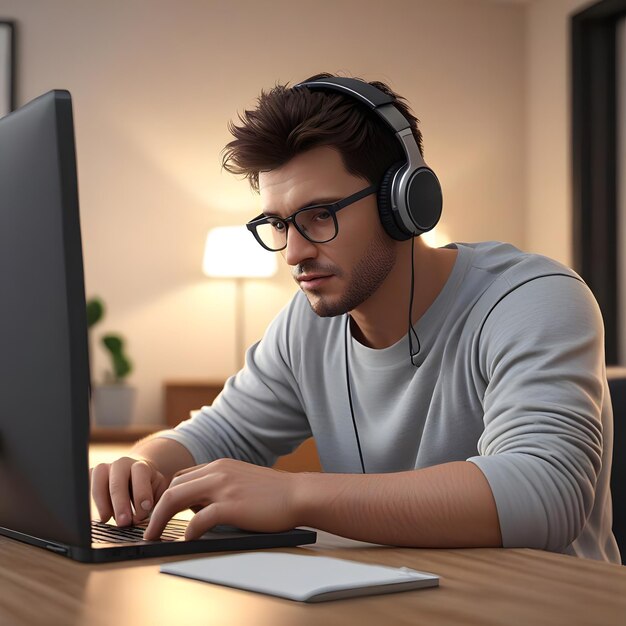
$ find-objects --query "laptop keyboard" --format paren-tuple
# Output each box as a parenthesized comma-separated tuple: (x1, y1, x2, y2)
(91, 518, 188, 543)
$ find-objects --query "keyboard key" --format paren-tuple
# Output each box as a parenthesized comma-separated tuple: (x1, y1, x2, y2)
(91, 519, 186, 543)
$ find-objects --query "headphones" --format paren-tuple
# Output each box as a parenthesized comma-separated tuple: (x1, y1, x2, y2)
(295, 77, 443, 241)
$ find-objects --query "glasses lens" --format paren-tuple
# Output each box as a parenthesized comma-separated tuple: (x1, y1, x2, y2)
(255, 219, 287, 251)
(294, 206, 336, 243)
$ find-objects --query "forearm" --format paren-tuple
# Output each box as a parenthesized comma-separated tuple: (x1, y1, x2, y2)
(293, 461, 502, 548)
(130, 434, 195, 483)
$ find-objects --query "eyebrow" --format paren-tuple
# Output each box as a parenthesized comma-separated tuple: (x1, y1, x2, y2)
(262, 196, 342, 218)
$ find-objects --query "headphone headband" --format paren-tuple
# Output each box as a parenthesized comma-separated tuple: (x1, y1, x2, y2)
(295, 77, 412, 135)
(293, 77, 442, 240)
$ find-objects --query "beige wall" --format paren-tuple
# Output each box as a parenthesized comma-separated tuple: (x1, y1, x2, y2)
(3, 0, 532, 423)
(525, 0, 592, 265)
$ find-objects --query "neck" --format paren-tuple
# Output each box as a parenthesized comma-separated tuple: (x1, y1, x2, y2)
(349, 238, 457, 349)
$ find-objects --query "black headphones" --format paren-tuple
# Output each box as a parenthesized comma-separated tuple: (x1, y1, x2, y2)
(294, 77, 443, 241)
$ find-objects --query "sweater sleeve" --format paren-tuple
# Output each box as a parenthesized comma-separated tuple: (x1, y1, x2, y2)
(467, 274, 605, 552)
(157, 298, 311, 467)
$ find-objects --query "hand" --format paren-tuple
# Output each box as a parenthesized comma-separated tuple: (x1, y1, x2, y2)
(143, 458, 300, 541)
(90, 456, 169, 526)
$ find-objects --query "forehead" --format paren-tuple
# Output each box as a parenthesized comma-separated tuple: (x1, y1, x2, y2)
(258, 146, 365, 215)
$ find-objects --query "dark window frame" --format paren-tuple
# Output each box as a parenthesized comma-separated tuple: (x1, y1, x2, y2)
(571, 0, 626, 364)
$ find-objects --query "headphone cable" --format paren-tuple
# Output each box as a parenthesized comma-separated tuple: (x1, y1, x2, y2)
(408, 236, 421, 366)
(344, 314, 366, 474)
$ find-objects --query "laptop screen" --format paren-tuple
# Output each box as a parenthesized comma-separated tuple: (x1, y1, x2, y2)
(0, 91, 91, 547)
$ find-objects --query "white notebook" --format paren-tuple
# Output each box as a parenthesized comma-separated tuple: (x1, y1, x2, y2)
(160, 552, 439, 603)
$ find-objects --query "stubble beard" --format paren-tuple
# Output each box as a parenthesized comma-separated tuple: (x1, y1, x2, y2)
(303, 231, 397, 318)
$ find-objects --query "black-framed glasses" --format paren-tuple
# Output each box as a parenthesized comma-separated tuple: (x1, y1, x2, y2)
(246, 185, 377, 252)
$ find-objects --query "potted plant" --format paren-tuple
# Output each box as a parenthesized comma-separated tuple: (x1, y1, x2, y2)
(87, 296, 136, 427)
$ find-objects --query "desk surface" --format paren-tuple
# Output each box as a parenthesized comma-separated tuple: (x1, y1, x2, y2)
(2, 446, 624, 625)
(1, 529, 625, 626)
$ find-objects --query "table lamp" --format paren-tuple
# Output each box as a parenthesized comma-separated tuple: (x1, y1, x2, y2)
(203, 226, 278, 370)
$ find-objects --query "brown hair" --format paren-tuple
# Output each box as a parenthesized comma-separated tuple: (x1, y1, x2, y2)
(221, 72, 423, 193)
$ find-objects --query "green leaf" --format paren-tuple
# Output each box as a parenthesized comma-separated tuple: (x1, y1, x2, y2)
(101, 334, 133, 381)
(86, 297, 105, 328)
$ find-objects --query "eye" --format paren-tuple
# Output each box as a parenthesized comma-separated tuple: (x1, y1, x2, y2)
(311, 208, 332, 222)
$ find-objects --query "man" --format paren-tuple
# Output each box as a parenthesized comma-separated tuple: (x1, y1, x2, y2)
(90, 73, 619, 563)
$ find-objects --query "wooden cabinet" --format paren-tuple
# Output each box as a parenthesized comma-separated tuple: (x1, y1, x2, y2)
(163, 380, 223, 428)
(164, 381, 321, 472)
(272, 437, 321, 472)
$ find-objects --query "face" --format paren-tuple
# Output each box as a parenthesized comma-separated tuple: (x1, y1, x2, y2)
(258, 146, 397, 317)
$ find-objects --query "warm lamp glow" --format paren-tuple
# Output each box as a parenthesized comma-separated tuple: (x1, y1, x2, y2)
(202, 226, 277, 278)
(202, 226, 277, 372)
(421, 228, 450, 249)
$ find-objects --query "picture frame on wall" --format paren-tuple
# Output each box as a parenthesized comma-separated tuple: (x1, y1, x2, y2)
(0, 21, 15, 117)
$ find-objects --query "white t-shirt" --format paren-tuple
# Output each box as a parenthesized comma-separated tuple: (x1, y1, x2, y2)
(161, 242, 620, 564)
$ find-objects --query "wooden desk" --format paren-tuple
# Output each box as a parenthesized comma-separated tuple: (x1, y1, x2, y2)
(1, 530, 625, 626)
(4, 446, 620, 625)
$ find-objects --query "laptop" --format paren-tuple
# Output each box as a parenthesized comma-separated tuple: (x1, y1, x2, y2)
(0, 90, 316, 562)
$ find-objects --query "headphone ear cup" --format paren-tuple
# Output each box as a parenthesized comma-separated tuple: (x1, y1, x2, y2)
(377, 162, 413, 241)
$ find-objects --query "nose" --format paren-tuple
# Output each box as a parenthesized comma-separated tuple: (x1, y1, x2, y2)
(282, 225, 318, 266)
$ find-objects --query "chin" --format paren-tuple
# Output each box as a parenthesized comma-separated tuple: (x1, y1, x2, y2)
(304, 291, 356, 318)
(304, 292, 341, 318)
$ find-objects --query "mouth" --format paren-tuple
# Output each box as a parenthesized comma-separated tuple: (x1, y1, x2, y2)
(297, 273, 334, 290)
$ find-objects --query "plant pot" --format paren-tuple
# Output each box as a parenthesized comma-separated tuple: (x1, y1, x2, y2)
(92, 384, 136, 427)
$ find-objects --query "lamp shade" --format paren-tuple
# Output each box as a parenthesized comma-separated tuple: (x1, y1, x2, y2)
(202, 226, 278, 278)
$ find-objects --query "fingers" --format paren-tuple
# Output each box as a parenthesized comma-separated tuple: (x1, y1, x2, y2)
(153, 473, 169, 510)
(90, 457, 165, 527)
(129, 461, 159, 524)
(143, 483, 188, 540)
(144, 462, 227, 538)
(184, 503, 222, 540)
(142, 460, 298, 541)
(144, 478, 212, 541)
(107, 458, 136, 526)
(90, 463, 114, 523)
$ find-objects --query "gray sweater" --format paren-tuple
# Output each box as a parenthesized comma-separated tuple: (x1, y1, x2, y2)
(161, 242, 620, 563)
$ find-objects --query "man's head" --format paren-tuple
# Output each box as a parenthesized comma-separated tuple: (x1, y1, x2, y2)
(222, 73, 427, 318)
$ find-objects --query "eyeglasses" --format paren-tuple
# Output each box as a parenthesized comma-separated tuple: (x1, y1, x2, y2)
(246, 185, 377, 252)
